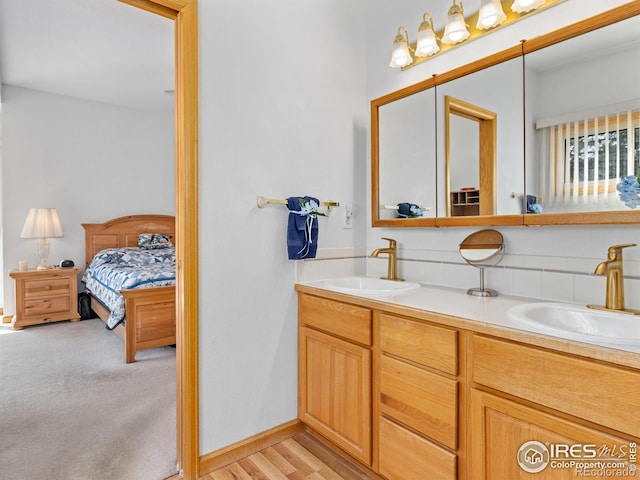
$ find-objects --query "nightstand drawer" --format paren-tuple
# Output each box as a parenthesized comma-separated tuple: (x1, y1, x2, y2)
(24, 278, 70, 298)
(24, 296, 71, 317)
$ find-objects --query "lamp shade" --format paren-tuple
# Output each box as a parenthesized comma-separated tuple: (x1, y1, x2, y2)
(389, 27, 413, 68)
(20, 208, 64, 239)
(511, 0, 546, 13)
(416, 14, 440, 57)
(442, 2, 470, 44)
(477, 0, 507, 29)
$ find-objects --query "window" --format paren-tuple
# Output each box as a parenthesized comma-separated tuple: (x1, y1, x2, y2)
(543, 108, 639, 203)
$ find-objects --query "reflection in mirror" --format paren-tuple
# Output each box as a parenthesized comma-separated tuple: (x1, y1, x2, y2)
(377, 88, 437, 220)
(525, 15, 640, 215)
(446, 96, 496, 216)
(459, 229, 504, 297)
(436, 57, 525, 217)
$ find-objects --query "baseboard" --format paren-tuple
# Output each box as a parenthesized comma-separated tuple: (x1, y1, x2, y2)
(2, 315, 12, 325)
(198, 418, 304, 476)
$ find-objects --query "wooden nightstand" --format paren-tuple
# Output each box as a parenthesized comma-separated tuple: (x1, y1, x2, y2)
(9, 267, 82, 330)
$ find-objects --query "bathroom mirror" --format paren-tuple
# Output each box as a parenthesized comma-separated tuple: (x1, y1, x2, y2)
(459, 229, 504, 297)
(523, 13, 640, 222)
(372, 78, 438, 227)
(371, 3, 640, 227)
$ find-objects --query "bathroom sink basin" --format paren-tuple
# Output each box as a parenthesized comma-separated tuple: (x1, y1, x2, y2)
(325, 277, 420, 295)
(507, 302, 640, 346)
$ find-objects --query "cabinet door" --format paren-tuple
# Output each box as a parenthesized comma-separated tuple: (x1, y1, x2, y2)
(470, 389, 638, 480)
(299, 326, 371, 464)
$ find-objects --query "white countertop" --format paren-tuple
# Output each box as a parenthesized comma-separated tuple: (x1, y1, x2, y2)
(296, 278, 640, 359)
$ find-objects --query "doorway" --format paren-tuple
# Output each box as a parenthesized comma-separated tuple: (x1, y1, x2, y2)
(445, 95, 497, 217)
(119, 1, 199, 478)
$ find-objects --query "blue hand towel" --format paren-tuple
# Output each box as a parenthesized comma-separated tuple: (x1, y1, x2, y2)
(397, 202, 422, 218)
(287, 196, 319, 260)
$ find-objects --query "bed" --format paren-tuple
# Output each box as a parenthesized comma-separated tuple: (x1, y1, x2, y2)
(82, 214, 176, 363)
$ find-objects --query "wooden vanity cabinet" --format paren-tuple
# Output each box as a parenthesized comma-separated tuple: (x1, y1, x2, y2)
(377, 313, 459, 480)
(298, 293, 373, 465)
(470, 335, 640, 480)
(296, 287, 640, 480)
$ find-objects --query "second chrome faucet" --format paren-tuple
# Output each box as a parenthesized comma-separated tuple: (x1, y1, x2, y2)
(371, 237, 403, 281)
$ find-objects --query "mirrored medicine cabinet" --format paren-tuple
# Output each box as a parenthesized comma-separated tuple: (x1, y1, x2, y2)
(371, 3, 640, 227)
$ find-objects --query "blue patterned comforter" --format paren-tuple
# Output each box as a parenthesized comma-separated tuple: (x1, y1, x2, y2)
(82, 246, 176, 330)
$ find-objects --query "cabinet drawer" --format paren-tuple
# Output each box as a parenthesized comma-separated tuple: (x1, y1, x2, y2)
(380, 313, 457, 375)
(472, 335, 640, 436)
(299, 294, 372, 345)
(24, 296, 70, 317)
(24, 278, 70, 298)
(379, 417, 456, 480)
(380, 355, 457, 449)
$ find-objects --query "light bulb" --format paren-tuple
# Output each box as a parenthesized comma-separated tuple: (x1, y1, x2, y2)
(477, 0, 506, 29)
(416, 14, 440, 57)
(442, 2, 470, 45)
(389, 28, 413, 68)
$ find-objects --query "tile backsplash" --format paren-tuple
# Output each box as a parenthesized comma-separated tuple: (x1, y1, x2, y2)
(297, 247, 640, 311)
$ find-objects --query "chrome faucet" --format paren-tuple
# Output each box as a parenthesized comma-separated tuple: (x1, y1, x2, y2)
(371, 237, 403, 281)
(588, 243, 640, 315)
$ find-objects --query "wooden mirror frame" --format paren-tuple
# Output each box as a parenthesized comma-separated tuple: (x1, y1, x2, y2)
(371, 2, 640, 228)
(371, 77, 438, 227)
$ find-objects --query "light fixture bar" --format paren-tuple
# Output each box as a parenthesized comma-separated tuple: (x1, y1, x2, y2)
(399, 0, 566, 71)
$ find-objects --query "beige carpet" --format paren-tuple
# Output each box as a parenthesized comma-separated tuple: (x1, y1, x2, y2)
(0, 318, 177, 480)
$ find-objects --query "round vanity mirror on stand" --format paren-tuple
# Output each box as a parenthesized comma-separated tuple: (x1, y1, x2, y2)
(459, 229, 504, 297)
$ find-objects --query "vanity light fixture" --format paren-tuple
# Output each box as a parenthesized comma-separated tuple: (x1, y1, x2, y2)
(511, 0, 546, 13)
(416, 13, 440, 57)
(442, 0, 470, 45)
(477, 0, 507, 30)
(389, 0, 564, 70)
(389, 26, 413, 68)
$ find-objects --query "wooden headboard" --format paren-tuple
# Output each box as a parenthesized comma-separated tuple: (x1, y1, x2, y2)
(81, 214, 176, 268)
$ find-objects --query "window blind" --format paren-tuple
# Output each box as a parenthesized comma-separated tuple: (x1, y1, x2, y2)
(537, 104, 639, 208)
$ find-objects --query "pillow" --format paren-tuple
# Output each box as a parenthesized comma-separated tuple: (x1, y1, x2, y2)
(138, 233, 173, 250)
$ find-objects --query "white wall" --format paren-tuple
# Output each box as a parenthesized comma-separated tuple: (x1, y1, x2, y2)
(2, 86, 174, 315)
(197, 0, 367, 453)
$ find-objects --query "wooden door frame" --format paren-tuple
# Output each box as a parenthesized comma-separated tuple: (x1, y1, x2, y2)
(445, 95, 497, 217)
(118, 1, 199, 478)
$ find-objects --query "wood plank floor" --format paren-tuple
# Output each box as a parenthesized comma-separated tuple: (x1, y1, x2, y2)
(199, 432, 373, 480)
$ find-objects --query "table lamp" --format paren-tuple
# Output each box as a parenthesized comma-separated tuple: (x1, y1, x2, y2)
(20, 208, 64, 270)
